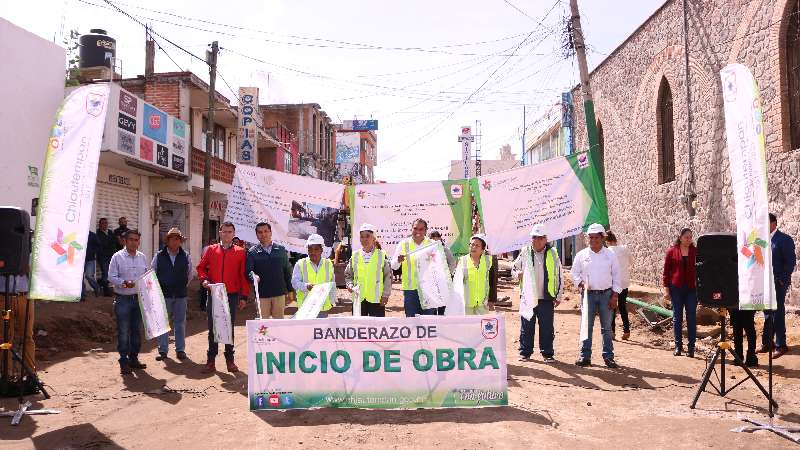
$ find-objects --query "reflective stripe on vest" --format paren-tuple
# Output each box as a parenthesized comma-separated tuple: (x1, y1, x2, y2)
(401, 238, 430, 290)
(353, 249, 385, 303)
(296, 258, 335, 311)
(463, 254, 491, 307)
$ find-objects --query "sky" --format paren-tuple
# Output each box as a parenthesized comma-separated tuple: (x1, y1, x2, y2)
(1, 0, 664, 182)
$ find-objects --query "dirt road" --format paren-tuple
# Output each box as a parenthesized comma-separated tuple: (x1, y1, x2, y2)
(2, 281, 799, 449)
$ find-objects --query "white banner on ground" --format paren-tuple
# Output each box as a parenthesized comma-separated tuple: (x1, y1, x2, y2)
(720, 63, 775, 310)
(225, 166, 344, 255)
(208, 283, 233, 344)
(30, 84, 110, 301)
(135, 270, 170, 340)
(412, 243, 454, 310)
(519, 246, 537, 321)
(474, 154, 607, 254)
(294, 282, 335, 319)
(349, 180, 473, 255)
(247, 315, 508, 410)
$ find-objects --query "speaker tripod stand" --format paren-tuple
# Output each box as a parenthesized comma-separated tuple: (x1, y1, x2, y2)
(690, 308, 777, 410)
(1, 276, 52, 425)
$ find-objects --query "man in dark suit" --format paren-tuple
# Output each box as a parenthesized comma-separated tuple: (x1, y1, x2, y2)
(96, 218, 117, 296)
(759, 213, 797, 359)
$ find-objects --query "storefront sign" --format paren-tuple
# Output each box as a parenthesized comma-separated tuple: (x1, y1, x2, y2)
(238, 87, 258, 165)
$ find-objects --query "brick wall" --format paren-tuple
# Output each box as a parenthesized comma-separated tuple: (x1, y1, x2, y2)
(569, 0, 800, 303)
(191, 147, 235, 184)
(144, 80, 181, 117)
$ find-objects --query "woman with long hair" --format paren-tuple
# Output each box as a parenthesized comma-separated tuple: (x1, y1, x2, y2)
(662, 228, 697, 357)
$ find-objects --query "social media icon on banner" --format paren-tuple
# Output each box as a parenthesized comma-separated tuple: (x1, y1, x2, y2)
(256, 396, 265, 408)
(268, 394, 280, 407)
(280, 394, 294, 407)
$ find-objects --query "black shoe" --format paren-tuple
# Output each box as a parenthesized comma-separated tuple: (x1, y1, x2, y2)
(574, 358, 591, 367)
(120, 362, 132, 375)
(128, 360, 147, 370)
(603, 358, 619, 369)
(542, 356, 556, 363)
(518, 355, 531, 362)
(687, 345, 695, 358)
(745, 354, 759, 367)
(176, 351, 188, 361)
(155, 352, 168, 361)
(674, 347, 683, 356)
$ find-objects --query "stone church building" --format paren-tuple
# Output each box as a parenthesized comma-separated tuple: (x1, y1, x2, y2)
(570, 0, 800, 304)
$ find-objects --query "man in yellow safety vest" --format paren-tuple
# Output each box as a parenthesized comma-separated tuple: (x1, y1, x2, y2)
(291, 234, 336, 318)
(345, 223, 393, 317)
(391, 218, 434, 317)
(513, 224, 562, 363)
(455, 234, 493, 315)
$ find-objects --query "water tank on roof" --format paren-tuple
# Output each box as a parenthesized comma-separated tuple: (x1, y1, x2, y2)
(79, 29, 116, 68)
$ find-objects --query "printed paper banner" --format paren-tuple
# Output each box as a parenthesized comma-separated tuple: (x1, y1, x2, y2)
(472, 153, 608, 254)
(412, 243, 456, 310)
(247, 315, 508, 410)
(30, 84, 110, 301)
(294, 282, 335, 319)
(208, 283, 233, 344)
(518, 246, 538, 321)
(225, 166, 345, 255)
(136, 270, 170, 340)
(720, 63, 775, 310)
(349, 180, 472, 255)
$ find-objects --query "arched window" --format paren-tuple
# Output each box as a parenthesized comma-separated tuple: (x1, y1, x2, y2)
(657, 77, 676, 183)
(785, 0, 800, 150)
(596, 120, 605, 178)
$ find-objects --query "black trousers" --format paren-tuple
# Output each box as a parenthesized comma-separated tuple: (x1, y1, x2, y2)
(730, 309, 757, 360)
(611, 288, 630, 333)
(360, 300, 385, 317)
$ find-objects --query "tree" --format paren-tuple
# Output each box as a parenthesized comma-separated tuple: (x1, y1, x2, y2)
(64, 29, 81, 87)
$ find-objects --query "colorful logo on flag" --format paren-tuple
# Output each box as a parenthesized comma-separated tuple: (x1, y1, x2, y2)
(481, 318, 499, 339)
(450, 184, 463, 199)
(740, 229, 768, 268)
(482, 179, 492, 191)
(50, 229, 83, 265)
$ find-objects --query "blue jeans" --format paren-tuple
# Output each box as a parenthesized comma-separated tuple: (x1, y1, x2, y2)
(98, 255, 111, 294)
(207, 293, 238, 360)
(403, 290, 436, 317)
(83, 260, 100, 293)
(580, 290, 614, 360)
(114, 294, 142, 364)
(158, 297, 187, 354)
(763, 286, 788, 349)
(669, 285, 697, 349)
(519, 299, 555, 358)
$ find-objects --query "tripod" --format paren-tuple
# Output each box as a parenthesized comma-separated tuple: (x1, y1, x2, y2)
(1, 275, 51, 425)
(690, 308, 776, 410)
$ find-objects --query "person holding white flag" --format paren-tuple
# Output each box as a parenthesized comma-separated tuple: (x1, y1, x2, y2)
(346, 224, 392, 317)
(571, 223, 621, 369)
(391, 218, 434, 317)
(291, 234, 336, 318)
(513, 224, 562, 363)
(151, 228, 193, 362)
(454, 235, 494, 316)
(107, 229, 149, 375)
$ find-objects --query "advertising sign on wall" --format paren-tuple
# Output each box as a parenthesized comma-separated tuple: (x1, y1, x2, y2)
(238, 87, 259, 165)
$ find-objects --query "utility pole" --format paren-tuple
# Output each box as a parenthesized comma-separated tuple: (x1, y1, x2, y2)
(569, 0, 602, 187)
(201, 41, 218, 248)
(475, 120, 482, 177)
(522, 105, 527, 165)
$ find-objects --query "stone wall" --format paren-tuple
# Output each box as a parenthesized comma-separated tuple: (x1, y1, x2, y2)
(571, 0, 800, 304)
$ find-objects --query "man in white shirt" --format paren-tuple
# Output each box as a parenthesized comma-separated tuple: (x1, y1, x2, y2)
(571, 223, 622, 369)
(346, 223, 393, 317)
(108, 229, 150, 375)
(391, 218, 434, 317)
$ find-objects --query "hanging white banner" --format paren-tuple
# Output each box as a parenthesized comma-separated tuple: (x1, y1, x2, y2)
(225, 166, 344, 256)
(720, 63, 775, 310)
(208, 283, 233, 344)
(30, 84, 110, 301)
(518, 246, 538, 321)
(294, 282, 335, 319)
(135, 270, 170, 340)
(447, 260, 467, 316)
(412, 243, 454, 310)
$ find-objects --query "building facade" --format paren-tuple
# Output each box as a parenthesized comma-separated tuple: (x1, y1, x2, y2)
(570, 0, 800, 302)
(261, 103, 336, 180)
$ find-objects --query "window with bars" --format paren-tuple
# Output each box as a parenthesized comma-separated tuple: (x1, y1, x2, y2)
(786, 0, 800, 150)
(657, 77, 676, 183)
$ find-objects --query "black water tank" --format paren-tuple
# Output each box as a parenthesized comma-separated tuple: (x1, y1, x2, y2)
(79, 29, 116, 68)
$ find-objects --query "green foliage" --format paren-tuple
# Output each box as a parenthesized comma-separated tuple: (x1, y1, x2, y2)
(64, 29, 81, 87)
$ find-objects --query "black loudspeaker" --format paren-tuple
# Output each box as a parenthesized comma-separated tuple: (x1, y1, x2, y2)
(696, 232, 739, 309)
(0, 207, 31, 275)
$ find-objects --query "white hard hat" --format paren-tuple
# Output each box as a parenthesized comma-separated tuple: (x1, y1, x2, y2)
(470, 234, 488, 248)
(359, 223, 375, 233)
(586, 223, 606, 235)
(529, 223, 546, 237)
(306, 234, 325, 247)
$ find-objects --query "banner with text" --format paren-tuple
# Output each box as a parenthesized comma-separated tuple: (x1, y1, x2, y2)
(349, 180, 472, 255)
(30, 84, 110, 301)
(473, 152, 608, 254)
(720, 63, 775, 310)
(225, 166, 345, 255)
(209, 283, 233, 345)
(247, 315, 507, 409)
(413, 243, 457, 309)
(136, 270, 170, 340)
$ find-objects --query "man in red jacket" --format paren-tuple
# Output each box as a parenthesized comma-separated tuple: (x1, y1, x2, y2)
(196, 221, 249, 373)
